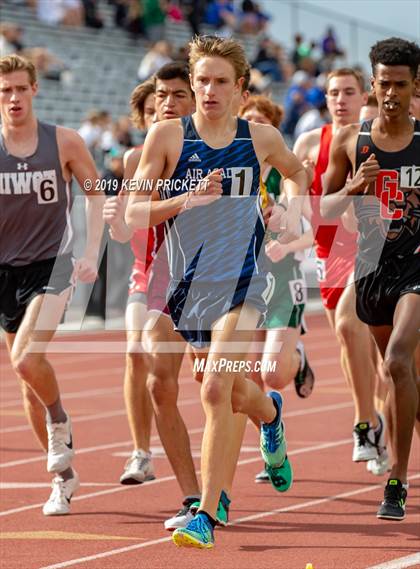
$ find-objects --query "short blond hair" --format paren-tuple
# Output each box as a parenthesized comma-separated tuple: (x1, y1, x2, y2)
(326, 68, 365, 93)
(0, 53, 37, 85)
(130, 78, 155, 130)
(189, 35, 248, 82)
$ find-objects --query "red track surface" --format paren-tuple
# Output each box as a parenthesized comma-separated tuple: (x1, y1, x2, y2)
(1, 313, 419, 569)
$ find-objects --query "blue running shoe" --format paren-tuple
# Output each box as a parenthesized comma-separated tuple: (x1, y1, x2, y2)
(260, 392, 292, 492)
(172, 513, 214, 549)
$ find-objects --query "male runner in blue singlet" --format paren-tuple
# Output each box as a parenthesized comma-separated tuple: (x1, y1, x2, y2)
(126, 35, 307, 548)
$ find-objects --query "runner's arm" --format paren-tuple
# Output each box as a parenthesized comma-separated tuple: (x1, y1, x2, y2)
(63, 129, 105, 264)
(125, 125, 189, 229)
(320, 126, 356, 218)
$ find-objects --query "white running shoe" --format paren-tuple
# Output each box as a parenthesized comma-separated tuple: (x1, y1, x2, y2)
(367, 447, 390, 476)
(352, 421, 378, 462)
(255, 467, 270, 483)
(164, 497, 197, 531)
(119, 450, 155, 485)
(43, 471, 80, 516)
(46, 415, 74, 473)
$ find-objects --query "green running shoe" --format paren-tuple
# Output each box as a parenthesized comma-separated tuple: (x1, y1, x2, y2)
(215, 490, 230, 526)
(172, 513, 214, 549)
(266, 456, 293, 493)
(190, 490, 230, 526)
(260, 391, 287, 467)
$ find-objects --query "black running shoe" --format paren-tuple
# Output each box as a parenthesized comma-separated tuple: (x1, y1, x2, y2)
(377, 479, 407, 521)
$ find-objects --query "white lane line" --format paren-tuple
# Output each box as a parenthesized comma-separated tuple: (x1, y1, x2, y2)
(0, 438, 352, 517)
(0, 365, 125, 388)
(1, 387, 123, 409)
(366, 553, 420, 569)
(0, 353, 340, 394)
(0, 410, 128, 435)
(0, 397, 202, 436)
(0, 482, 120, 489)
(0, 422, 204, 469)
(38, 474, 420, 569)
(0, 372, 344, 409)
(0, 400, 352, 466)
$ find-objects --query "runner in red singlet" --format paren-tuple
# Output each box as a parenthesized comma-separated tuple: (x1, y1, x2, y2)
(293, 68, 388, 471)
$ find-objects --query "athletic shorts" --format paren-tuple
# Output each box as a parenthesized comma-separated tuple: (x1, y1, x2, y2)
(128, 261, 148, 296)
(167, 274, 272, 348)
(147, 249, 170, 316)
(316, 254, 355, 311)
(0, 255, 74, 333)
(355, 254, 420, 326)
(265, 256, 306, 329)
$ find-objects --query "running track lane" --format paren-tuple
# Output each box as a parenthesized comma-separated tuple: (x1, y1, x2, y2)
(0, 313, 419, 569)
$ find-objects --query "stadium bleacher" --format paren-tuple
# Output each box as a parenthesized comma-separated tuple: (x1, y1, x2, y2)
(0, 1, 264, 129)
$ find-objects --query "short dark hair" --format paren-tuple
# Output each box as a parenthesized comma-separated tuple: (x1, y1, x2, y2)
(369, 37, 420, 78)
(155, 61, 190, 87)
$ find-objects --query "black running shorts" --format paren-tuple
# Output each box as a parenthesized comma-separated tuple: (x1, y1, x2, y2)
(0, 255, 74, 333)
(355, 254, 420, 326)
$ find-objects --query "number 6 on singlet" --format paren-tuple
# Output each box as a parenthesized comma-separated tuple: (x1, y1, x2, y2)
(33, 170, 59, 205)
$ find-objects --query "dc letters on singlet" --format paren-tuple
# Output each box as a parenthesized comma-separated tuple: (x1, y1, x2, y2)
(376, 165, 420, 220)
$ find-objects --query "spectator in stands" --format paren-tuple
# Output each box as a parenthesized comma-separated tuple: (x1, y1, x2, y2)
(27, 47, 70, 82)
(281, 69, 312, 137)
(180, 0, 206, 36)
(101, 116, 133, 156)
(78, 109, 103, 151)
(321, 26, 345, 64)
(204, 0, 236, 32)
(0, 23, 25, 55)
(294, 98, 329, 139)
(112, 0, 128, 28)
(138, 40, 173, 81)
(237, 0, 269, 35)
(112, 0, 144, 37)
(167, 1, 184, 23)
(81, 0, 104, 28)
(35, 0, 84, 27)
(291, 34, 312, 70)
(174, 44, 189, 62)
(252, 37, 285, 82)
(143, 0, 167, 42)
(114, 116, 134, 148)
(78, 109, 111, 166)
